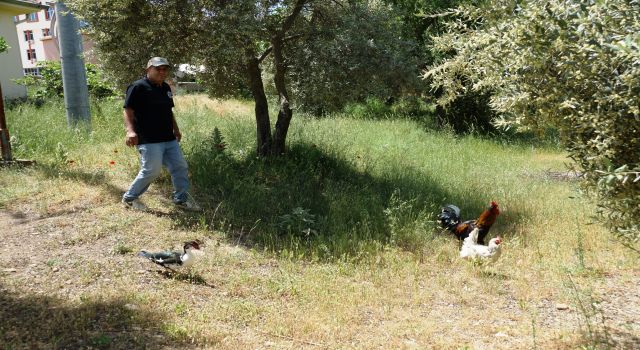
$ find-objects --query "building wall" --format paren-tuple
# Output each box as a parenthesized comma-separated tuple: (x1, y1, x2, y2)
(41, 33, 96, 64)
(14, 0, 54, 72)
(14, 1, 96, 74)
(0, 13, 28, 99)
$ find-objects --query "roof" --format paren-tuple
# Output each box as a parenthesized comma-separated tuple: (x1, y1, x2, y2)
(0, 0, 48, 16)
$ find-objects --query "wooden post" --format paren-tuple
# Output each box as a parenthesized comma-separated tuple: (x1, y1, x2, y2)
(0, 82, 12, 162)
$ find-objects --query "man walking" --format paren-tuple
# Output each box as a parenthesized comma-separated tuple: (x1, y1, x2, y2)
(121, 57, 200, 211)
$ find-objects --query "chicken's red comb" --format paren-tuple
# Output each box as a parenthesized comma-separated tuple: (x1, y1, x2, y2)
(490, 201, 498, 207)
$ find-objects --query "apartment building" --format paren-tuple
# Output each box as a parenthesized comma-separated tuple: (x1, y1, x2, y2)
(13, 0, 54, 75)
(13, 0, 94, 76)
(0, 0, 47, 99)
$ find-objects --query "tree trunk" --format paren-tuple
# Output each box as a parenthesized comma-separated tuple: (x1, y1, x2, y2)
(246, 0, 306, 157)
(246, 51, 272, 156)
(271, 35, 292, 156)
(270, 0, 306, 155)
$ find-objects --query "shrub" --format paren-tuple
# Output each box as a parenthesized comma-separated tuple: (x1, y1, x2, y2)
(343, 96, 434, 123)
(434, 91, 495, 134)
(0, 36, 8, 53)
(425, 0, 640, 244)
(15, 61, 118, 100)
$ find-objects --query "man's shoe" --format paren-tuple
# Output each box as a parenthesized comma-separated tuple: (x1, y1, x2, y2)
(122, 198, 148, 211)
(175, 197, 202, 212)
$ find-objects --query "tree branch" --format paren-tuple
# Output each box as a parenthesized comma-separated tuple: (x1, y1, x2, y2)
(284, 33, 305, 42)
(279, 0, 308, 36)
(258, 47, 272, 63)
(257, 34, 305, 63)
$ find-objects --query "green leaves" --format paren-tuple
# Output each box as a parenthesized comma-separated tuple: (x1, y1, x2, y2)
(426, 0, 640, 244)
(14, 61, 117, 99)
(0, 36, 8, 54)
(285, 2, 420, 113)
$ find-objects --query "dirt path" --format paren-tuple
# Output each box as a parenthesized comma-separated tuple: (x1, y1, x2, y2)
(1, 208, 639, 349)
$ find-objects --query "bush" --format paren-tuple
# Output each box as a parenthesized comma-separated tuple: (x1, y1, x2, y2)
(0, 36, 8, 53)
(16, 61, 118, 100)
(434, 91, 495, 134)
(425, 0, 640, 244)
(343, 96, 434, 122)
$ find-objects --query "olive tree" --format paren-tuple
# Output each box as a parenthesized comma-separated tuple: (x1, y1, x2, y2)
(283, 1, 420, 114)
(68, 0, 419, 156)
(425, 0, 640, 245)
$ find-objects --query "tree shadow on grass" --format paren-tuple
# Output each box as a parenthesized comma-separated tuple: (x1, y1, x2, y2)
(25, 142, 529, 259)
(184, 142, 528, 257)
(155, 270, 216, 289)
(0, 289, 199, 349)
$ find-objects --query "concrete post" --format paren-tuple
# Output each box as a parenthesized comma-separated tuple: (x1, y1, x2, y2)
(55, 1, 90, 127)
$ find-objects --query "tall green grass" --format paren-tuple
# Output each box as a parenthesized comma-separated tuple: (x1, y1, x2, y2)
(6, 98, 122, 160)
(4, 96, 569, 261)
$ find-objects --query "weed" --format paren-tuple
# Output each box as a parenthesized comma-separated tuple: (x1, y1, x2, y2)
(113, 241, 133, 255)
(275, 207, 317, 237)
(563, 271, 611, 348)
(90, 334, 112, 346)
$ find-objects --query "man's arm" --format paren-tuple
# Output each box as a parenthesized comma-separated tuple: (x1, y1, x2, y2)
(124, 107, 138, 146)
(171, 111, 181, 142)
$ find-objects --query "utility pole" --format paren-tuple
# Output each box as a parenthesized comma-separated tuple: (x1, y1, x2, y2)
(0, 82, 12, 162)
(55, 0, 90, 127)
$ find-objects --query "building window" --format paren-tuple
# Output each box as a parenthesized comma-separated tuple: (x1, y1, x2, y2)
(42, 28, 51, 37)
(45, 7, 54, 21)
(23, 68, 41, 76)
(27, 49, 37, 61)
(27, 12, 39, 22)
(24, 30, 34, 41)
(13, 15, 20, 23)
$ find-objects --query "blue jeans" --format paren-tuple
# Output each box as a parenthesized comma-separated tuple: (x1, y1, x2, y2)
(123, 140, 190, 203)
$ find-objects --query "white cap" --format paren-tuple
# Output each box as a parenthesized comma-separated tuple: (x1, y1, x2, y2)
(146, 57, 170, 68)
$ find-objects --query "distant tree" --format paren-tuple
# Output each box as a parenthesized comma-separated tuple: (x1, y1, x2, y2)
(425, 0, 640, 245)
(381, 0, 496, 133)
(68, 0, 419, 156)
(383, 0, 465, 50)
(283, 2, 419, 114)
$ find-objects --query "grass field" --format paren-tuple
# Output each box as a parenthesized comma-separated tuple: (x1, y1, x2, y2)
(1, 95, 638, 349)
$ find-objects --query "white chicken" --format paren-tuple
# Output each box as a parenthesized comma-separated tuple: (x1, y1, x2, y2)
(459, 227, 502, 263)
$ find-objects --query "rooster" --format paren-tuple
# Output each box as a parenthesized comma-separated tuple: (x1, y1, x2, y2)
(138, 241, 200, 270)
(438, 201, 500, 245)
(459, 228, 502, 262)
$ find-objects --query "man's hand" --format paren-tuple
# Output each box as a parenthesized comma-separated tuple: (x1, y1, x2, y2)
(174, 129, 182, 142)
(125, 131, 138, 147)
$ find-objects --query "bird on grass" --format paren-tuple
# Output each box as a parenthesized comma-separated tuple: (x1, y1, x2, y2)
(459, 227, 502, 263)
(138, 240, 201, 270)
(438, 201, 500, 245)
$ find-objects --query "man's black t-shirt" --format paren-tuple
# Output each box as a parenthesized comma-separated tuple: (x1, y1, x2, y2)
(124, 78, 175, 145)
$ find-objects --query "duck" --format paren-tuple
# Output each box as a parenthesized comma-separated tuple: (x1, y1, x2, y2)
(138, 240, 200, 269)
